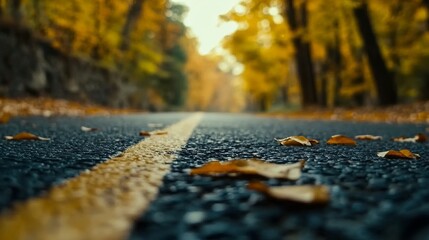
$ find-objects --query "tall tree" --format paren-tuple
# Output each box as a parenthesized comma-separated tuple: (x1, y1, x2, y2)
(352, 0, 397, 105)
(284, 0, 318, 106)
(120, 0, 145, 51)
(8, 0, 22, 23)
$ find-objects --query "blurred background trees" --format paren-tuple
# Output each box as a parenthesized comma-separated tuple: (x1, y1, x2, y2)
(222, 0, 429, 110)
(0, 0, 242, 111)
(0, 0, 428, 112)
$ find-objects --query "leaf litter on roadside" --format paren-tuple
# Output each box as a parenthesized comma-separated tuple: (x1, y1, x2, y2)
(5, 132, 50, 141)
(275, 136, 319, 146)
(190, 159, 305, 180)
(327, 135, 357, 146)
(248, 182, 329, 204)
(355, 135, 382, 140)
(377, 149, 420, 159)
(392, 133, 427, 143)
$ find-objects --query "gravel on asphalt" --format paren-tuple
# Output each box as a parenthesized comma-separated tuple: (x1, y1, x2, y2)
(130, 113, 429, 240)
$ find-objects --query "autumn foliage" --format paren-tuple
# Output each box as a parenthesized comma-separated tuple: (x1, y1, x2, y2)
(1, 0, 429, 112)
(222, 0, 429, 110)
(0, 0, 243, 111)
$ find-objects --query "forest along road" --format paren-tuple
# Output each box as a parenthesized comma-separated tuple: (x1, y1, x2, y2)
(0, 113, 429, 240)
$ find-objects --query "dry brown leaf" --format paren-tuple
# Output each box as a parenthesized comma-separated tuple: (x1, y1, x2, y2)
(377, 149, 420, 159)
(355, 135, 382, 140)
(81, 126, 98, 132)
(392, 136, 416, 142)
(415, 133, 427, 143)
(0, 113, 10, 124)
(5, 132, 50, 141)
(392, 133, 427, 143)
(248, 182, 329, 204)
(139, 131, 151, 137)
(275, 136, 319, 146)
(190, 159, 305, 180)
(327, 135, 356, 146)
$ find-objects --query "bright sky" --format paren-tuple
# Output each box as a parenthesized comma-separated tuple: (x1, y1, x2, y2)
(171, 0, 242, 55)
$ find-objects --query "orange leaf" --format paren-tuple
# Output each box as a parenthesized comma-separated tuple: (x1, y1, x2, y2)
(276, 136, 319, 146)
(5, 132, 50, 141)
(327, 135, 356, 145)
(377, 149, 420, 159)
(355, 135, 382, 140)
(190, 159, 305, 180)
(248, 182, 329, 204)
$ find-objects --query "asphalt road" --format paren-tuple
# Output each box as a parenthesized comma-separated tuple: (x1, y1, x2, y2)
(1, 113, 429, 240)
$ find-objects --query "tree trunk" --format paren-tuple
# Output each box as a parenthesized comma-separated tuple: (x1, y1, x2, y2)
(387, 2, 402, 85)
(353, 0, 397, 106)
(423, 0, 429, 31)
(92, 0, 102, 59)
(120, 0, 145, 51)
(284, 0, 318, 107)
(9, 0, 22, 23)
(31, 0, 43, 31)
(332, 19, 342, 106)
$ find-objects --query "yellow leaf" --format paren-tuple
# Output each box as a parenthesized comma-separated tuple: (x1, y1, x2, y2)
(275, 136, 319, 146)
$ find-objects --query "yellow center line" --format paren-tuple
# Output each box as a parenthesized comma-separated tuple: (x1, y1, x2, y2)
(0, 113, 203, 240)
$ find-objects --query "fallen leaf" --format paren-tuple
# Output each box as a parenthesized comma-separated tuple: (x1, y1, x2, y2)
(139, 131, 151, 137)
(0, 113, 10, 124)
(275, 136, 319, 146)
(327, 135, 356, 145)
(190, 159, 305, 180)
(355, 135, 382, 140)
(377, 149, 420, 159)
(81, 126, 98, 132)
(5, 132, 50, 141)
(415, 133, 427, 143)
(248, 182, 329, 204)
(153, 131, 168, 135)
(392, 133, 427, 143)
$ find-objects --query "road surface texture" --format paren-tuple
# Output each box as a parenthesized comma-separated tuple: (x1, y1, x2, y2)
(1, 113, 429, 240)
